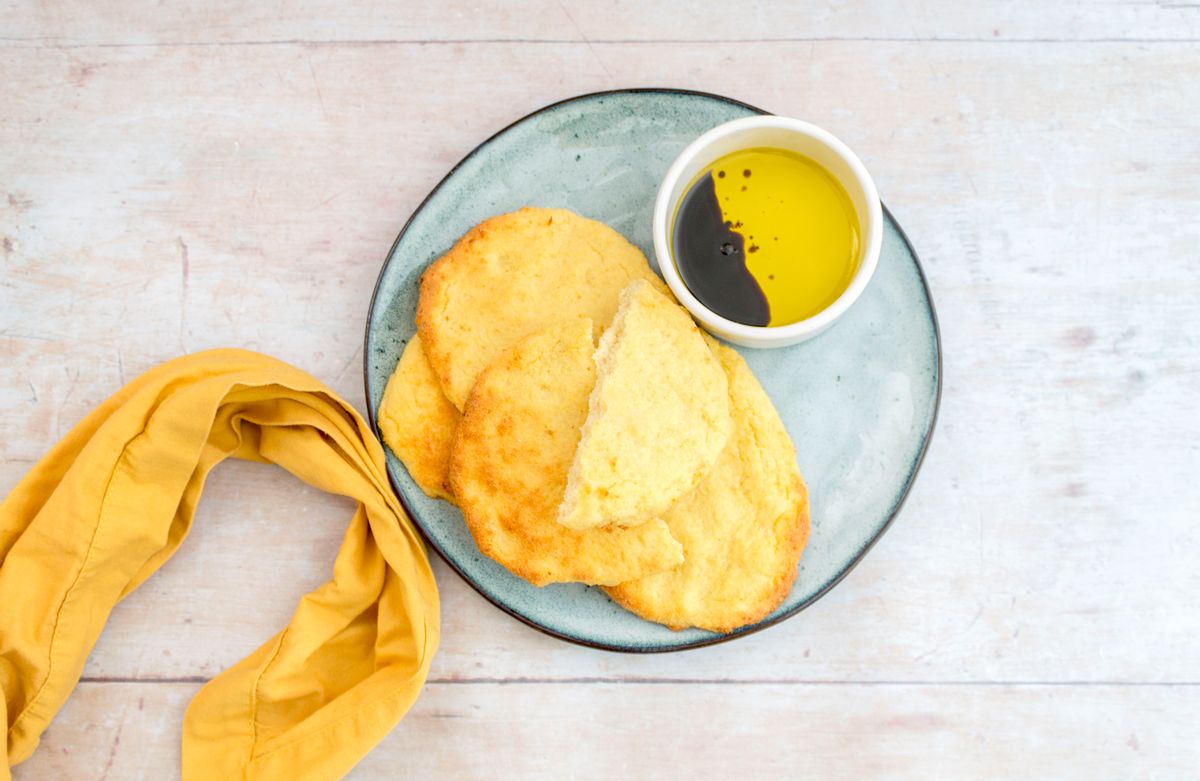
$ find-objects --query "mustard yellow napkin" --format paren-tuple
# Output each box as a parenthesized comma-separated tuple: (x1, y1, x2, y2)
(0, 349, 439, 780)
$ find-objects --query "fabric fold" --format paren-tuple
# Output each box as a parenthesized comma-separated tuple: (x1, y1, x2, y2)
(0, 349, 439, 781)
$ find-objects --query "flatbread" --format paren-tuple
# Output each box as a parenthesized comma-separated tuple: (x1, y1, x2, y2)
(416, 207, 669, 410)
(446, 317, 684, 587)
(605, 344, 809, 633)
(557, 279, 731, 530)
(377, 334, 460, 501)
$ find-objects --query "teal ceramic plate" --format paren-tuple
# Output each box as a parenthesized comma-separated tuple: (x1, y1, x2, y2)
(365, 89, 940, 652)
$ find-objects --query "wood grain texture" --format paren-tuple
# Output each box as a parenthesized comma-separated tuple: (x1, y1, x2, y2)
(3, 0, 1200, 44)
(13, 682, 1200, 780)
(2, 0, 1199, 778)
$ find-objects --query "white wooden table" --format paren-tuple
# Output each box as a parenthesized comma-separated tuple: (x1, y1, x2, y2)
(3, 2, 1198, 778)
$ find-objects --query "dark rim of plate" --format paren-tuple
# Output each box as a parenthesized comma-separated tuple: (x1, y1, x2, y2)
(363, 87, 943, 654)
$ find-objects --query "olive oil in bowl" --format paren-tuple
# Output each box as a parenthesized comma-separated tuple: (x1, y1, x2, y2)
(671, 147, 861, 328)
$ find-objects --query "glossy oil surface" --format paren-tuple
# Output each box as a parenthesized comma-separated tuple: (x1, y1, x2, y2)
(673, 147, 860, 326)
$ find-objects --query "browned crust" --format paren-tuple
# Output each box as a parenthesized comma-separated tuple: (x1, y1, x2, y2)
(377, 336, 460, 502)
(416, 207, 670, 410)
(715, 473, 811, 633)
(415, 210, 526, 408)
(444, 328, 547, 582)
(603, 479, 808, 633)
(445, 320, 682, 587)
(603, 352, 812, 634)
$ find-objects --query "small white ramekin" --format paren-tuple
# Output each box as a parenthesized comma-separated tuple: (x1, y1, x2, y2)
(653, 116, 882, 348)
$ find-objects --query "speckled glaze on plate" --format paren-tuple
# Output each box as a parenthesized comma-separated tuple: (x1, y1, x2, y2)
(364, 89, 940, 653)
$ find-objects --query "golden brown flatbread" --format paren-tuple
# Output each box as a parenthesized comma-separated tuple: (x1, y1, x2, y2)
(446, 318, 684, 587)
(416, 207, 669, 410)
(605, 344, 809, 633)
(557, 279, 731, 530)
(377, 334, 460, 501)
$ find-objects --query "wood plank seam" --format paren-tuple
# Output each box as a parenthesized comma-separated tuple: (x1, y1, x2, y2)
(76, 677, 1200, 687)
(3, 37, 1200, 48)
